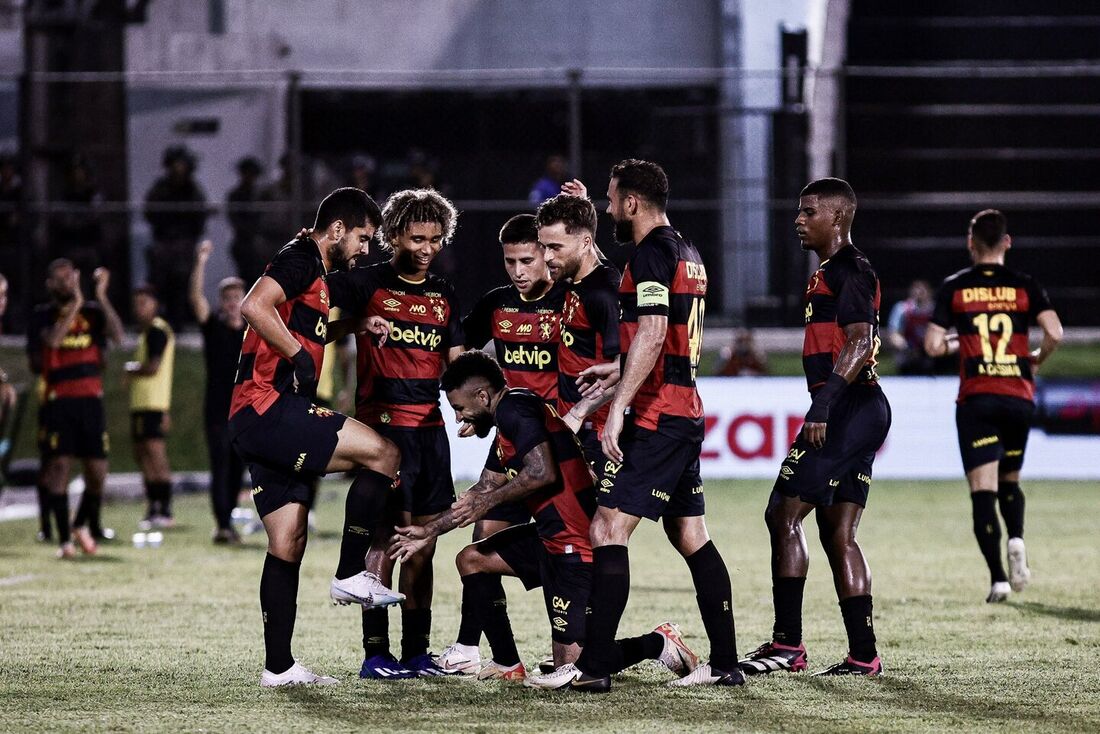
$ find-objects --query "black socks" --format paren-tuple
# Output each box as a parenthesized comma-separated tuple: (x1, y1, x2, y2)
(772, 577, 807, 646)
(362, 606, 389, 658)
(617, 632, 664, 669)
(972, 491, 1007, 584)
(144, 481, 172, 517)
(839, 594, 877, 663)
(335, 469, 394, 580)
(997, 481, 1025, 539)
(463, 573, 519, 667)
(50, 494, 71, 545)
(260, 553, 301, 674)
(456, 574, 491, 647)
(576, 545, 631, 677)
(685, 541, 739, 670)
(36, 484, 52, 539)
(401, 608, 432, 661)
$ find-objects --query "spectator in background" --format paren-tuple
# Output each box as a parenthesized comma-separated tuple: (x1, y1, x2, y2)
(348, 154, 378, 199)
(528, 154, 568, 206)
(189, 240, 247, 544)
(53, 154, 104, 274)
(126, 285, 176, 530)
(227, 156, 270, 288)
(717, 328, 769, 376)
(886, 279, 936, 375)
(144, 146, 208, 330)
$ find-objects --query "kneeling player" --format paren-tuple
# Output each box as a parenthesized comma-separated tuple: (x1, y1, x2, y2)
(741, 178, 890, 678)
(389, 351, 696, 685)
(229, 187, 402, 688)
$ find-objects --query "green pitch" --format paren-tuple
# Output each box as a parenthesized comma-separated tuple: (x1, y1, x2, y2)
(1, 480, 1097, 733)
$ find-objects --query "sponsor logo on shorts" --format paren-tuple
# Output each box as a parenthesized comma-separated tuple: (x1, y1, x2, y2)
(294, 452, 307, 472)
(552, 596, 571, 612)
(651, 488, 671, 502)
(552, 616, 567, 631)
(692, 485, 703, 495)
(600, 478, 614, 489)
(780, 465, 794, 477)
(786, 448, 806, 463)
(252, 485, 264, 495)
(857, 472, 872, 485)
(972, 435, 999, 448)
(1005, 449, 1023, 457)
(603, 461, 621, 476)
(828, 479, 840, 487)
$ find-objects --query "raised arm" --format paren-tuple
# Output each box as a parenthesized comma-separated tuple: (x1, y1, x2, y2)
(189, 239, 213, 325)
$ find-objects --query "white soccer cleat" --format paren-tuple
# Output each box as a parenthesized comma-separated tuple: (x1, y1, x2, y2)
(653, 621, 699, 675)
(524, 662, 581, 690)
(1007, 537, 1031, 593)
(475, 660, 526, 682)
(986, 581, 1012, 603)
(260, 661, 339, 688)
(668, 662, 745, 687)
(437, 643, 481, 675)
(330, 572, 405, 608)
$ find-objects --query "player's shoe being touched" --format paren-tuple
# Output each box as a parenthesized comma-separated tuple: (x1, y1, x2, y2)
(475, 660, 526, 682)
(1007, 537, 1031, 593)
(404, 652, 461, 677)
(436, 643, 481, 675)
(330, 572, 405, 608)
(654, 621, 699, 675)
(568, 669, 612, 693)
(525, 662, 582, 690)
(359, 653, 417, 680)
(738, 640, 809, 675)
(812, 655, 883, 677)
(536, 656, 556, 675)
(260, 661, 340, 688)
(668, 662, 745, 687)
(986, 581, 1012, 604)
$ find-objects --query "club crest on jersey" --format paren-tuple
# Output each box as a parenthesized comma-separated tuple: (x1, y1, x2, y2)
(433, 304, 446, 323)
(308, 404, 335, 418)
(539, 320, 553, 341)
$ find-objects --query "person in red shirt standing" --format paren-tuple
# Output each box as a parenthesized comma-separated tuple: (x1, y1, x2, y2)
(27, 260, 124, 558)
(924, 209, 1062, 603)
(228, 187, 401, 688)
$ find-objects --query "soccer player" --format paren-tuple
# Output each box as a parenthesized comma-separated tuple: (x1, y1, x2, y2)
(740, 178, 890, 678)
(924, 209, 1062, 603)
(536, 193, 621, 469)
(567, 159, 742, 691)
(126, 285, 176, 529)
(189, 240, 247, 543)
(228, 187, 401, 688)
(436, 213, 566, 674)
(27, 261, 124, 558)
(389, 351, 697, 685)
(325, 188, 465, 679)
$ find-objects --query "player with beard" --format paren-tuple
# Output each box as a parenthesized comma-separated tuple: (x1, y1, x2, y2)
(228, 187, 402, 688)
(389, 351, 699, 685)
(924, 210, 1062, 603)
(27, 261, 124, 557)
(435, 214, 566, 675)
(740, 178, 891, 678)
(325, 188, 466, 679)
(562, 160, 741, 691)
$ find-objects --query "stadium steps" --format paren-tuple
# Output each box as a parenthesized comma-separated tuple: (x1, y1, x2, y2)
(844, 1, 1100, 323)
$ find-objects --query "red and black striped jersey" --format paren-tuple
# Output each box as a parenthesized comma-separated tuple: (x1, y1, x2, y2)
(328, 262, 463, 428)
(619, 226, 707, 441)
(229, 237, 330, 420)
(27, 302, 108, 401)
(931, 264, 1053, 403)
(462, 281, 566, 403)
(802, 245, 881, 392)
(485, 389, 596, 560)
(559, 262, 621, 434)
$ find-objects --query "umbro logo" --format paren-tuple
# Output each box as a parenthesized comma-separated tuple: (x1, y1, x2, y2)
(498, 320, 513, 332)
(383, 298, 401, 311)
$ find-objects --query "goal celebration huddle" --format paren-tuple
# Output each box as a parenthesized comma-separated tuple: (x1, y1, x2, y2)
(161, 159, 1061, 689)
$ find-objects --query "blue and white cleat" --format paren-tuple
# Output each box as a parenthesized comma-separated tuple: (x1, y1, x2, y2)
(359, 653, 417, 680)
(405, 652, 462, 677)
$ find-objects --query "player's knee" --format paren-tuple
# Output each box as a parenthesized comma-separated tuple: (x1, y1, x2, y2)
(455, 545, 483, 575)
(374, 437, 400, 477)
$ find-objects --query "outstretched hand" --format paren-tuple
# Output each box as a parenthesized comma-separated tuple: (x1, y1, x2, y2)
(561, 179, 588, 198)
(389, 525, 432, 563)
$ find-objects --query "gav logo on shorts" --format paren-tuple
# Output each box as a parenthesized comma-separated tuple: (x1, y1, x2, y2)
(504, 344, 551, 368)
(786, 448, 806, 463)
(389, 323, 443, 349)
(552, 596, 571, 612)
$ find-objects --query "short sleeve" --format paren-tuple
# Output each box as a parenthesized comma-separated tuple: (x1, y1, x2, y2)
(263, 242, 320, 302)
(484, 438, 504, 474)
(931, 280, 955, 328)
(327, 268, 373, 315)
(836, 269, 878, 327)
(631, 239, 677, 317)
(145, 325, 169, 360)
(586, 268, 622, 359)
(461, 290, 495, 349)
(1027, 276, 1054, 318)
(496, 393, 551, 462)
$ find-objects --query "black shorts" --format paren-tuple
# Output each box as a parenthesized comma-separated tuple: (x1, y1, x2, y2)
(229, 392, 346, 479)
(131, 410, 166, 441)
(483, 499, 532, 525)
(376, 425, 455, 516)
(38, 398, 108, 459)
(773, 385, 891, 507)
(476, 523, 592, 645)
(956, 394, 1036, 473)
(578, 427, 608, 482)
(598, 420, 705, 521)
(248, 462, 315, 518)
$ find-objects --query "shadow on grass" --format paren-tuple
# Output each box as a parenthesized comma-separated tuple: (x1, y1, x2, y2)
(281, 685, 369, 728)
(1013, 602, 1100, 623)
(803, 675, 1080, 731)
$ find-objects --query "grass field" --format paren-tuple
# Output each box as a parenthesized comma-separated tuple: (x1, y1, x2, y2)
(1, 480, 1098, 733)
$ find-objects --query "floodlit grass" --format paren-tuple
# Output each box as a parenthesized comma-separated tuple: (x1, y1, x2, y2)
(1, 480, 1097, 733)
